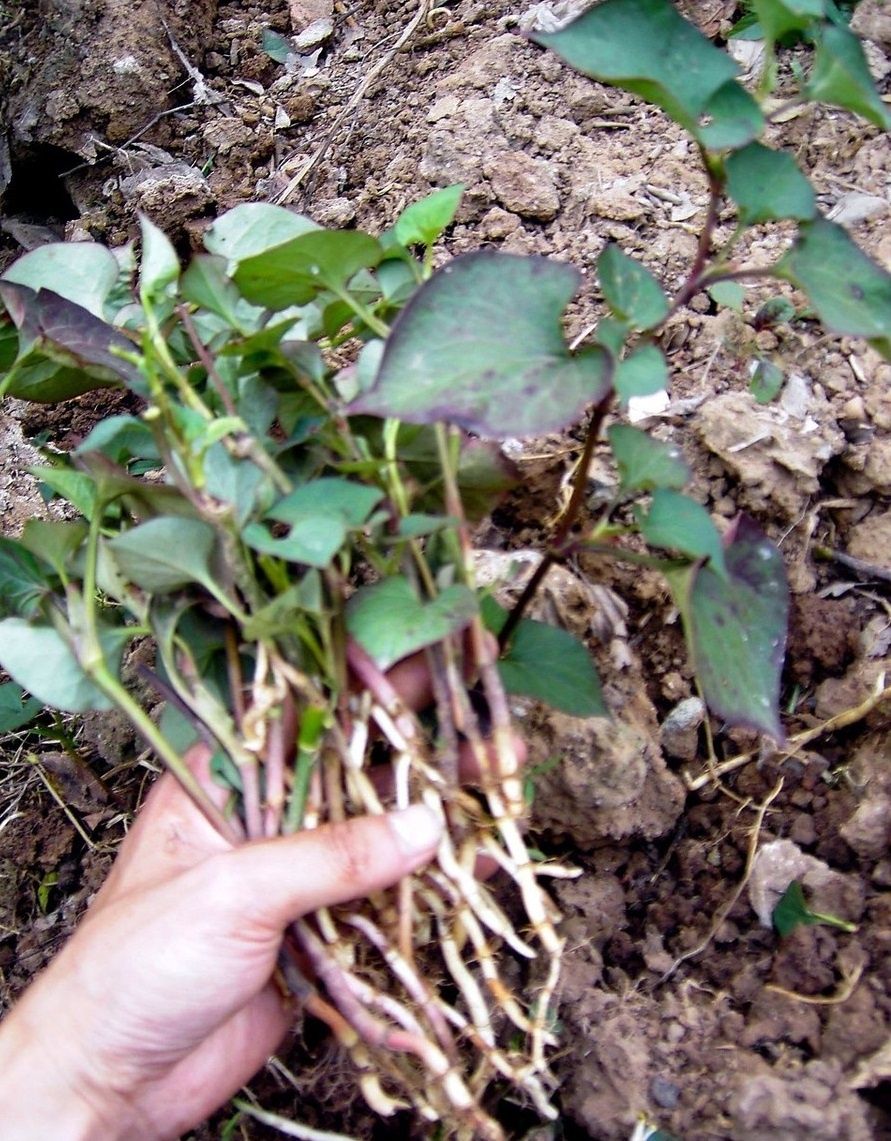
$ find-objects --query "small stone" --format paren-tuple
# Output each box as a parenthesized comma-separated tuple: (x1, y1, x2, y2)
(485, 151, 560, 221)
(790, 813, 818, 848)
(840, 795, 891, 860)
(660, 696, 705, 762)
(650, 1074, 680, 1110)
(478, 206, 521, 240)
(293, 17, 333, 51)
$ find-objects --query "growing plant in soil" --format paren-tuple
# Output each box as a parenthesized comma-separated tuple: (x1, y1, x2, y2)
(0, 0, 888, 1135)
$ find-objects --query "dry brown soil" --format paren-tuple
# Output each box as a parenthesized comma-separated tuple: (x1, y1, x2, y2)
(2, 1, 891, 1138)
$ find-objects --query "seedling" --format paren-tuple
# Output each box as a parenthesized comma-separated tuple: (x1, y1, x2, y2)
(772, 880, 859, 937)
(0, 0, 887, 1134)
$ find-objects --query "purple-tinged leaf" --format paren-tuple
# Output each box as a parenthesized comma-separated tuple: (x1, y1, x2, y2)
(353, 251, 611, 439)
(0, 283, 140, 400)
(667, 515, 789, 738)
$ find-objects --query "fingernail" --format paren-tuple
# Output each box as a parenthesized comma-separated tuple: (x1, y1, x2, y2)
(388, 804, 443, 856)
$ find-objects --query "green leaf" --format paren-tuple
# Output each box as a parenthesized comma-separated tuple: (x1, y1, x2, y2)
(598, 244, 670, 330)
(807, 22, 891, 129)
(667, 514, 789, 738)
(498, 616, 606, 717)
(0, 322, 18, 370)
(750, 358, 784, 403)
(608, 423, 691, 491)
(389, 514, 456, 540)
(0, 283, 140, 397)
(138, 214, 180, 301)
(393, 185, 465, 248)
(19, 520, 88, 579)
(0, 618, 125, 713)
(775, 218, 891, 356)
(773, 879, 858, 937)
(346, 577, 478, 670)
(377, 256, 421, 305)
(707, 281, 745, 312)
(204, 203, 320, 264)
(725, 143, 816, 225)
(0, 538, 53, 617)
(532, 0, 740, 133)
(751, 0, 824, 41)
(203, 444, 268, 527)
(242, 517, 347, 568)
(353, 251, 611, 438)
(34, 467, 98, 519)
(107, 518, 219, 593)
(614, 344, 669, 404)
(234, 231, 384, 310)
(696, 80, 764, 150)
(262, 27, 292, 62)
(267, 478, 384, 528)
(181, 255, 251, 326)
(595, 316, 632, 354)
(754, 296, 797, 329)
(1, 243, 119, 318)
(0, 681, 42, 733)
(76, 414, 161, 467)
(639, 489, 727, 577)
(456, 439, 521, 521)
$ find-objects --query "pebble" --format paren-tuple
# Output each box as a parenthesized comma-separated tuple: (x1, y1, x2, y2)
(484, 151, 560, 221)
(660, 696, 705, 762)
(650, 1074, 681, 1110)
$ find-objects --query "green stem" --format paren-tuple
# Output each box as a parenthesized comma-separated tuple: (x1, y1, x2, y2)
(331, 285, 390, 339)
(79, 502, 241, 842)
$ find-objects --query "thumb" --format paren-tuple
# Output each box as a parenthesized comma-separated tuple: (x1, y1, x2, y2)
(215, 804, 443, 931)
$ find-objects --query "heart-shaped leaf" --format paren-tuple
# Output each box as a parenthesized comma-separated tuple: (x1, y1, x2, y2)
(614, 344, 669, 404)
(667, 515, 789, 738)
(807, 23, 891, 130)
(234, 231, 384, 310)
(751, 0, 824, 41)
(393, 185, 465, 249)
(499, 617, 606, 717)
(776, 218, 891, 357)
(352, 251, 611, 438)
(638, 489, 727, 578)
(725, 143, 816, 226)
(532, 0, 739, 133)
(204, 203, 320, 264)
(267, 479, 384, 528)
(598, 245, 669, 330)
(695, 80, 764, 150)
(1, 242, 120, 318)
(107, 518, 219, 593)
(139, 214, 180, 302)
(346, 577, 477, 670)
(0, 284, 140, 399)
(0, 538, 53, 617)
(608, 424, 691, 491)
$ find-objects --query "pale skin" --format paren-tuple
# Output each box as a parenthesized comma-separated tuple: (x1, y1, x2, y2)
(0, 652, 522, 1141)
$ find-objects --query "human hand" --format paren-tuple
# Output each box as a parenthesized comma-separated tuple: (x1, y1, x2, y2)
(0, 642, 524, 1141)
(0, 741, 443, 1141)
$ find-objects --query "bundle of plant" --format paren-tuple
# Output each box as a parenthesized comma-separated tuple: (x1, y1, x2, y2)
(1, 1, 890, 1135)
(0, 196, 592, 1137)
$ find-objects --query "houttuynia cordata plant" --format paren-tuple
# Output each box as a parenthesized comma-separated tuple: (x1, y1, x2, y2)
(0, 0, 888, 1134)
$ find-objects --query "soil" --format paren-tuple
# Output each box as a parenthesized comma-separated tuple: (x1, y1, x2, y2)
(2, 1, 891, 1139)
